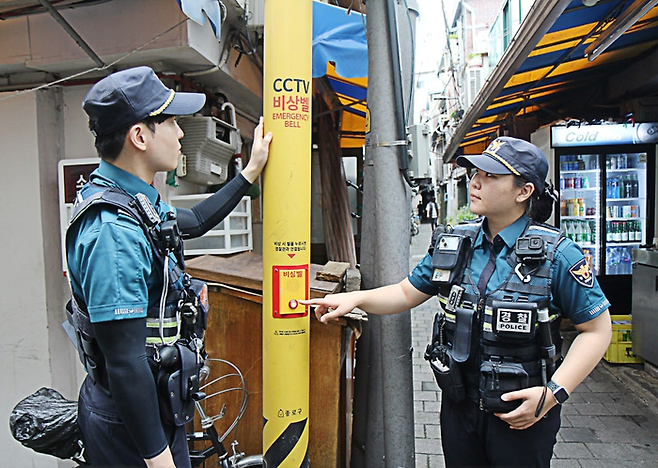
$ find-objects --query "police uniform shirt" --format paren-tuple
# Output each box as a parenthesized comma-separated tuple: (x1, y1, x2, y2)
(409, 214, 610, 324)
(67, 159, 176, 324)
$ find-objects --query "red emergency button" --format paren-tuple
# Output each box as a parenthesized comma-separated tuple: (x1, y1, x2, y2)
(289, 299, 298, 309)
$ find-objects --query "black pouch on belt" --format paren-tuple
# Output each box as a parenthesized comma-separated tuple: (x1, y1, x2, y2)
(156, 343, 202, 427)
(428, 345, 465, 403)
(479, 360, 529, 413)
(424, 312, 466, 403)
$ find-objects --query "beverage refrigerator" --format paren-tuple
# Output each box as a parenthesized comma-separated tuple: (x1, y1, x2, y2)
(550, 123, 657, 312)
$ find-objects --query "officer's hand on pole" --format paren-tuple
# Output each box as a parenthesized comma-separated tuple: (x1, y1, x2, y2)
(495, 386, 556, 430)
(241, 116, 273, 183)
(300, 294, 357, 324)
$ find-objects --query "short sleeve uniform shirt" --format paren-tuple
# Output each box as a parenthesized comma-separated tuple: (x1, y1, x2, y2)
(408, 214, 610, 324)
(67, 160, 177, 324)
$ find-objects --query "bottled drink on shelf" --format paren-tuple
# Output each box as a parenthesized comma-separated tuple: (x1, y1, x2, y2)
(606, 247, 619, 275)
(620, 248, 632, 274)
(630, 174, 640, 198)
(583, 221, 591, 243)
(606, 221, 613, 242)
(590, 221, 596, 244)
(613, 222, 622, 242)
(621, 221, 629, 242)
(574, 221, 583, 243)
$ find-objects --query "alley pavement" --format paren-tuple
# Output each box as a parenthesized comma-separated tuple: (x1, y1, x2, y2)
(409, 222, 658, 468)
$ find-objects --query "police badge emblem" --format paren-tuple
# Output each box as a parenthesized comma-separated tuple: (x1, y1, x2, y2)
(569, 258, 594, 288)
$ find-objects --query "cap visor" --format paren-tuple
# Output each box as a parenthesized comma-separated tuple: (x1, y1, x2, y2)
(162, 92, 206, 116)
(456, 154, 512, 174)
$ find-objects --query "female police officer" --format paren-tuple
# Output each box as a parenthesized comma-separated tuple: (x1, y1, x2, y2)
(68, 67, 272, 468)
(303, 137, 612, 468)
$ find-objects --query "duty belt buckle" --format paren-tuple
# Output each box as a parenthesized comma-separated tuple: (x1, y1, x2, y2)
(445, 285, 464, 313)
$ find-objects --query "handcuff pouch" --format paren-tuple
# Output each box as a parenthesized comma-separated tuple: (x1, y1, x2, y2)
(424, 312, 465, 403)
(430, 234, 471, 285)
(479, 361, 529, 413)
(429, 345, 465, 403)
(491, 300, 537, 342)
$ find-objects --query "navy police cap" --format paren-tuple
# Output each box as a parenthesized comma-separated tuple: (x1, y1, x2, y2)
(456, 136, 548, 195)
(82, 66, 206, 136)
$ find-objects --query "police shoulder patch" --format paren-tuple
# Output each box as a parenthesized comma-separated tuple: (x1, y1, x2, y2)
(569, 257, 594, 288)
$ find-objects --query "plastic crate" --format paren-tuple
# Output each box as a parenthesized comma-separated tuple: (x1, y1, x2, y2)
(169, 194, 252, 256)
(603, 315, 644, 364)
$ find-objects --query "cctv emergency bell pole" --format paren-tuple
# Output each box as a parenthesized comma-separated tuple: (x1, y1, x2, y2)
(262, 0, 312, 466)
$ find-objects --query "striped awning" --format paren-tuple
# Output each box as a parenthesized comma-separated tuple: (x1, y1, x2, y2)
(323, 63, 368, 148)
(312, 1, 368, 149)
(446, 0, 658, 160)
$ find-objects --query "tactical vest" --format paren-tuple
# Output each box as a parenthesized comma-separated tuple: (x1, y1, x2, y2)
(64, 186, 208, 425)
(426, 218, 563, 412)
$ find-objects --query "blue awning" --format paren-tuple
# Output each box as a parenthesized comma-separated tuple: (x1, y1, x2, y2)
(312, 1, 368, 79)
(453, 0, 658, 156)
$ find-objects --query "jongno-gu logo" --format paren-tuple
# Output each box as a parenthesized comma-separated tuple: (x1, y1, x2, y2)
(273, 78, 310, 94)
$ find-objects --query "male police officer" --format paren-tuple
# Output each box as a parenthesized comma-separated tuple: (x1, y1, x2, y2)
(67, 66, 271, 467)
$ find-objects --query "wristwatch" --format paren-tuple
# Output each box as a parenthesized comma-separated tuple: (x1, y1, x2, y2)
(547, 380, 569, 404)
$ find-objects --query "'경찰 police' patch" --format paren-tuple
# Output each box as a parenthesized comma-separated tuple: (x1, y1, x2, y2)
(569, 258, 594, 288)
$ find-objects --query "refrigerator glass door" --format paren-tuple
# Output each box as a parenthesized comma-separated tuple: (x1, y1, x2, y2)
(559, 154, 600, 274)
(604, 152, 647, 275)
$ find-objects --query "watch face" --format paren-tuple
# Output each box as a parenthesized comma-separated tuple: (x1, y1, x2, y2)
(554, 387, 569, 404)
(548, 381, 569, 403)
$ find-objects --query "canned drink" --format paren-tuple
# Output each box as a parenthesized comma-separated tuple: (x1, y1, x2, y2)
(623, 205, 631, 218)
(631, 205, 638, 217)
(575, 177, 582, 189)
(582, 177, 590, 189)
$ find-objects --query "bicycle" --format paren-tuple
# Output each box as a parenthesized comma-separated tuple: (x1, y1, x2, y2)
(188, 358, 263, 467)
(11, 358, 262, 468)
(410, 213, 420, 237)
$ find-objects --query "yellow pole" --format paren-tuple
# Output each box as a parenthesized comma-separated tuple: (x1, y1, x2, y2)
(262, 0, 312, 466)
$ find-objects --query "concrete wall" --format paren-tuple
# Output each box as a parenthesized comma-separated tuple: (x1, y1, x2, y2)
(0, 88, 81, 467)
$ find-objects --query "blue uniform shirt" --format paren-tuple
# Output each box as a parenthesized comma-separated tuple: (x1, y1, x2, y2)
(67, 160, 176, 324)
(409, 214, 610, 324)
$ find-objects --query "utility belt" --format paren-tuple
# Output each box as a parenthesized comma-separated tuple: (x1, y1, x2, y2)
(424, 299, 561, 413)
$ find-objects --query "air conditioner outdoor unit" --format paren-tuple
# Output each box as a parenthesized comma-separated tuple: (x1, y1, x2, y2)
(177, 107, 238, 186)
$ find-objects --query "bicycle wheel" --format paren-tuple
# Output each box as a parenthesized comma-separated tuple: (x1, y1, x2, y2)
(233, 455, 264, 467)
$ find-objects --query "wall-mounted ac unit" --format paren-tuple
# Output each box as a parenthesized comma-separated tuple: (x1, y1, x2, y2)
(177, 108, 239, 186)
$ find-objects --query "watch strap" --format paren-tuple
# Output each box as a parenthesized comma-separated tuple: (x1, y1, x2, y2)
(547, 379, 569, 404)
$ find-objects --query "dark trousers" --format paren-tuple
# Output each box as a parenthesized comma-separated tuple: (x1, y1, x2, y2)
(440, 397, 561, 468)
(78, 377, 191, 468)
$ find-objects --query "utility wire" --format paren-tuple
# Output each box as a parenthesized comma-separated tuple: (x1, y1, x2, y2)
(440, 0, 462, 115)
